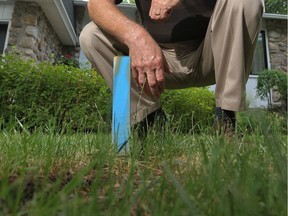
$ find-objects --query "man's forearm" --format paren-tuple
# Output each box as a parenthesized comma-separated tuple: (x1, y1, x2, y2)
(88, 0, 168, 99)
(87, 0, 148, 48)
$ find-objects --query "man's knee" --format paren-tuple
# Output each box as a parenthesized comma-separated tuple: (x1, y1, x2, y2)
(79, 22, 97, 52)
(231, 0, 263, 17)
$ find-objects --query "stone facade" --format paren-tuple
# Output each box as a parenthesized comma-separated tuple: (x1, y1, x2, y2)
(7, 1, 62, 63)
(266, 19, 287, 72)
(265, 19, 287, 105)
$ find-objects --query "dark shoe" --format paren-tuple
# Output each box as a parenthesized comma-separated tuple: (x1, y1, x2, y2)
(213, 107, 236, 139)
(134, 107, 167, 140)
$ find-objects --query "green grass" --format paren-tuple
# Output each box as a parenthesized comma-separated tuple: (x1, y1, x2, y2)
(0, 111, 287, 216)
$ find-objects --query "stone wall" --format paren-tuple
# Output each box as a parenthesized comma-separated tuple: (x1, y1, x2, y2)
(265, 19, 287, 106)
(266, 19, 287, 72)
(7, 1, 62, 62)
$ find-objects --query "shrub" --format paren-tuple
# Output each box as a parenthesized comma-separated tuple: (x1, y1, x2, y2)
(0, 54, 111, 132)
(160, 87, 215, 133)
(256, 69, 287, 110)
(0, 54, 216, 133)
(55, 53, 79, 68)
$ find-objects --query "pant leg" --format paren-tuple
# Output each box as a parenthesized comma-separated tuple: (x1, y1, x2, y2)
(80, 0, 263, 124)
(79, 22, 160, 125)
(163, 0, 263, 111)
(202, 0, 264, 111)
(161, 40, 215, 89)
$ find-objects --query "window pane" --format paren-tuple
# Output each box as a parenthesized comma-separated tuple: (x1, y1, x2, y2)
(0, 24, 8, 54)
(251, 31, 268, 75)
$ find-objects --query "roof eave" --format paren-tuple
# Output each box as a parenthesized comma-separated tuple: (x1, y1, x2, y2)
(19, 0, 78, 46)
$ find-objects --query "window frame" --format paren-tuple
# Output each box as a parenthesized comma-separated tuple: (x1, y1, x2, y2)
(0, 20, 11, 55)
(250, 29, 270, 77)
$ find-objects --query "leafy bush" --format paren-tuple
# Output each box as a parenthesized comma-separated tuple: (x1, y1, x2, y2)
(0, 54, 111, 132)
(55, 53, 79, 68)
(0, 54, 216, 133)
(256, 69, 287, 110)
(161, 88, 215, 133)
(265, 0, 287, 14)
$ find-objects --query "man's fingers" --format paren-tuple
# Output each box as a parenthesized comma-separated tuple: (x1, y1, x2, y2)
(149, 1, 173, 20)
(146, 71, 161, 98)
(137, 76, 151, 97)
(136, 66, 166, 97)
(132, 68, 139, 86)
(138, 69, 146, 87)
(155, 68, 165, 94)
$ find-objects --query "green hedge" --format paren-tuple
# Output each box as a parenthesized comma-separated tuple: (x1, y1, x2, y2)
(0, 54, 111, 132)
(161, 88, 215, 133)
(0, 54, 216, 133)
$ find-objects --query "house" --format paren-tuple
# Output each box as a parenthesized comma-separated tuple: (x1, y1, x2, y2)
(0, 0, 287, 108)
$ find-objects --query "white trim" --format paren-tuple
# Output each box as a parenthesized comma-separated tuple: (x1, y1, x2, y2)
(53, 0, 78, 46)
(4, 21, 11, 54)
(263, 13, 288, 20)
(0, 2, 14, 20)
(73, 0, 88, 6)
(249, 75, 259, 79)
(262, 29, 271, 70)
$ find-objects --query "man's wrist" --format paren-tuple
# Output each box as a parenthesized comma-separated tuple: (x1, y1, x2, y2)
(124, 26, 147, 47)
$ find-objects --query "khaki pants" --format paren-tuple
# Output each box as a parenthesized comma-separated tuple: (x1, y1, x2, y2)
(80, 0, 263, 125)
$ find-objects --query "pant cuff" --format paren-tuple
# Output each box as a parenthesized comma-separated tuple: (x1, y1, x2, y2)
(216, 98, 246, 112)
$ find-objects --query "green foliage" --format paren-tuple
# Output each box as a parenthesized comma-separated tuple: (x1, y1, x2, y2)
(265, 0, 287, 14)
(56, 54, 79, 68)
(0, 54, 111, 132)
(256, 69, 287, 108)
(161, 88, 215, 133)
(237, 109, 287, 134)
(0, 54, 216, 133)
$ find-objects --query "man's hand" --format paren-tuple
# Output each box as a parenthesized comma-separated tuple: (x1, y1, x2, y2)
(129, 33, 170, 99)
(149, 0, 181, 20)
(87, 0, 170, 98)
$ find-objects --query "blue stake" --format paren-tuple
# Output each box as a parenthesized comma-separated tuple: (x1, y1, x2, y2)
(112, 56, 130, 153)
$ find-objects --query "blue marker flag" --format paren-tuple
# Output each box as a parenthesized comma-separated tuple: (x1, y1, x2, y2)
(112, 56, 130, 153)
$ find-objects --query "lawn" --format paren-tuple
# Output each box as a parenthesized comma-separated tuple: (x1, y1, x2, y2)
(0, 111, 287, 216)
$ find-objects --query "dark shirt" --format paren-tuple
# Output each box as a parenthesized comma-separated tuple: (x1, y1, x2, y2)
(117, 0, 216, 43)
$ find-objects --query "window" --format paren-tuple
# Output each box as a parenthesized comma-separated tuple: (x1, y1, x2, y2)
(251, 30, 268, 75)
(0, 23, 8, 54)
